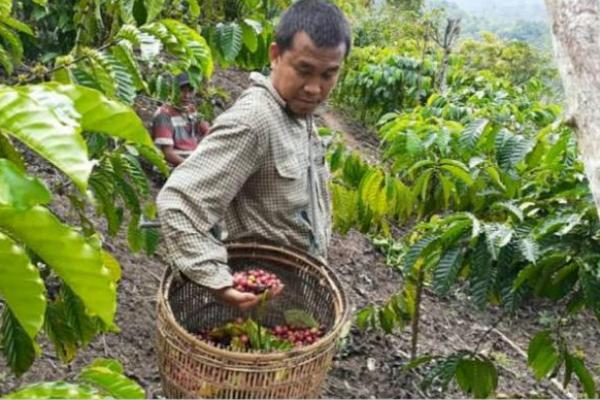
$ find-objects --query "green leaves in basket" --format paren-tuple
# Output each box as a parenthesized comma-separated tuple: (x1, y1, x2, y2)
(284, 309, 318, 329)
(208, 321, 244, 339)
(241, 320, 292, 352)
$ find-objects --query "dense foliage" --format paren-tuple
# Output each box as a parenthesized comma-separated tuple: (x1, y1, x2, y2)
(329, 4, 599, 397)
(0, 0, 287, 395)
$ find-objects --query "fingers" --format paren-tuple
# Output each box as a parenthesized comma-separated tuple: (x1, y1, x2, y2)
(238, 298, 259, 311)
(224, 289, 259, 310)
(266, 284, 284, 299)
(235, 292, 260, 310)
(237, 292, 258, 302)
(215, 283, 285, 311)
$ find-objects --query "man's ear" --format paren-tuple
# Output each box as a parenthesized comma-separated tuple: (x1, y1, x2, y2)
(269, 42, 280, 69)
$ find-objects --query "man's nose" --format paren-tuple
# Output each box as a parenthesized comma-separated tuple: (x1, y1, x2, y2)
(304, 79, 321, 96)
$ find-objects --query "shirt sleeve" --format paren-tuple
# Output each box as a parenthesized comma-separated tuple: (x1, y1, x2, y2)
(156, 117, 267, 289)
(153, 113, 175, 147)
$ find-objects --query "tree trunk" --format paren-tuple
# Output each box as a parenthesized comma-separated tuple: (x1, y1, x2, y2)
(436, 18, 460, 94)
(545, 0, 600, 219)
(414, 24, 429, 107)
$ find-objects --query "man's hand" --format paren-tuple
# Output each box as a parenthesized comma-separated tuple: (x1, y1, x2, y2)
(214, 287, 260, 310)
(182, 102, 197, 116)
(161, 145, 186, 166)
(199, 121, 210, 137)
(213, 284, 284, 311)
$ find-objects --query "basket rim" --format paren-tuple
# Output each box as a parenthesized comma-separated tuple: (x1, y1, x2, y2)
(157, 241, 350, 363)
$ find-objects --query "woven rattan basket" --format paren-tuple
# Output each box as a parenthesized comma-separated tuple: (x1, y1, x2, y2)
(156, 242, 349, 399)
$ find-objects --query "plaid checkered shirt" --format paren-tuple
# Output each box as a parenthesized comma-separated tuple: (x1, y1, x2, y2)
(156, 72, 332, 289)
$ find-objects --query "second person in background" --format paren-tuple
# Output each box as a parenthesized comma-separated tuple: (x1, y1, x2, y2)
(152, 72, 211, 166)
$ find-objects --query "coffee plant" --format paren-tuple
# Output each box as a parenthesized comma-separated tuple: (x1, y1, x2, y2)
(5, 358, 145, 398)
(0, 0, 288, 392)
(330, 14, 600, 398)
(0, 81, 158, 375)
(333, 54, 437, 125)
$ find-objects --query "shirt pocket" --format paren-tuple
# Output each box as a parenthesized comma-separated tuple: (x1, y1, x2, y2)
(273, 154, 309, 212)
(274, 155, 304, 179)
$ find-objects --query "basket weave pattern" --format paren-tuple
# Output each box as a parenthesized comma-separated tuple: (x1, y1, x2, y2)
(156, 243, 349, 398)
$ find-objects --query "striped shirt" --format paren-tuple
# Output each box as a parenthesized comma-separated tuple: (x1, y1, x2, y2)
(152, 104, 208, 157)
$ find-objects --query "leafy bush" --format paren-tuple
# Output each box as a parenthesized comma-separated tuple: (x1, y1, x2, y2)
(6, 358, 145, 399)
(333, 53, 437, 125)
(330, 32, 598, 396)
(456, 32, 557, 87)
(0, 83, 162, 374)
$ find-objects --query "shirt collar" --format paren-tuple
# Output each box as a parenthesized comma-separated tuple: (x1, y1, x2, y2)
(249, 72, 315, 129)
(249, 72, 287, 108)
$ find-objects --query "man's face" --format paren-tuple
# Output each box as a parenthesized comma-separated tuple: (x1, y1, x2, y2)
(269, 31, 346, 116)
(180, 84, 195, 105)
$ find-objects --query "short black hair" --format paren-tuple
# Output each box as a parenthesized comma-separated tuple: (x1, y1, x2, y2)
(275, 0, 351, 57)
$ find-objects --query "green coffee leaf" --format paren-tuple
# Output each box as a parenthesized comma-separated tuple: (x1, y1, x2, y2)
(284, 309, 318, 329)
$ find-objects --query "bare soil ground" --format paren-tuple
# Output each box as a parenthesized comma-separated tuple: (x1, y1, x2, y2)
(2, 69, 600, 399)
